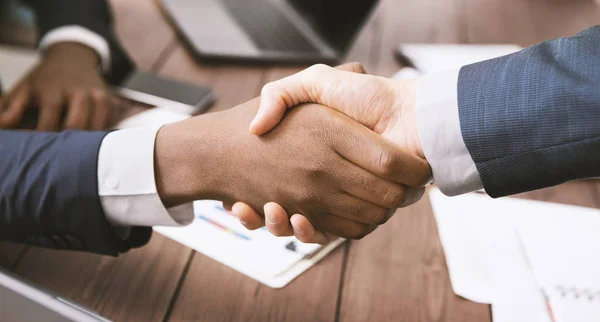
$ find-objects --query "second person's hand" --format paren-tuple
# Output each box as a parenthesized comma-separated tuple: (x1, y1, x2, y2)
(0, 42, 114, 131)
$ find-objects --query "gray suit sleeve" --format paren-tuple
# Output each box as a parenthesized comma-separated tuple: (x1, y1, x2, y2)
(458, 26, 600, 197)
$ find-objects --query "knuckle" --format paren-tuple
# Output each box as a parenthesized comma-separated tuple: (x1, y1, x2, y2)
(417, 165, 433, 186)
(347, 62, 366, 73)
(92, 90, 109, 102)
(262, 82, 294, 107)
(347, 224, 374, 240)
(362, 78, 396, 110)
(261, 82, 278, 95)
(403, 187, 426, 207)
(383, 184, 406, 208)
(306, 63, 330, 76)
(378, 150, 397, 176)
(368, 207, 392, 225)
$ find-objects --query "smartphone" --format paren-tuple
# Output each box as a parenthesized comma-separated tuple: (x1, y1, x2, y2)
(116, 70, 215, 115)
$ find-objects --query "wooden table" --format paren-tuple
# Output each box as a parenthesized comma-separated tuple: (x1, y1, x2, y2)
(1, 1, 600, 321)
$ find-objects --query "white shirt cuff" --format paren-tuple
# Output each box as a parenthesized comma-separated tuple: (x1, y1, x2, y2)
(97, 125, 194, 227)
(39, 26, 111, 73)
(415, 69, 483, 196)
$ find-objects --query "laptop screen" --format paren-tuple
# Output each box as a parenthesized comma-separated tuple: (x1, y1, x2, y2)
(287, 0, 379, 52)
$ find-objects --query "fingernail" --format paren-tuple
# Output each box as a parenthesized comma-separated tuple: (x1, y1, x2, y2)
(265, 212, 279, 225)
(249, 118, 259, 131)
(294, 225, 305, 236)
(240, 220, 248, 226)
(291, 218, 305, 235)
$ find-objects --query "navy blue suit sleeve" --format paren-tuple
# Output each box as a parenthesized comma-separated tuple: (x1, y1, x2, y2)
(0, 130, 150, 255)
(28, 0, 134, 84)
(458, 26, 600, 197)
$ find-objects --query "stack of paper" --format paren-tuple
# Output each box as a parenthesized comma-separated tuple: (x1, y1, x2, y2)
(155, 201, 344, 288)
(429, 188, 600, 322)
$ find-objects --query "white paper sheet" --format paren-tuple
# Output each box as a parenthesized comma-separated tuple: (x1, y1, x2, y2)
(515, 202, 600, 322)
(155, 200, 344, 288)
(429, 189, 551, 322)
(430, 187, 600, 322)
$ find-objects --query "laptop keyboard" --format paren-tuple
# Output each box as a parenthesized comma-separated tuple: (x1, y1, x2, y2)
(222, 0, 320, 53)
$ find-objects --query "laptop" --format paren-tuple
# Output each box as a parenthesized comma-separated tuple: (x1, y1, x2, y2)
(159, 0, 379, 64)
(0, 268, 109, 322)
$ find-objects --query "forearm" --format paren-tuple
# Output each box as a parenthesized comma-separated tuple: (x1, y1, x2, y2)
(155, 110, 233, 208)
(0, 130, 126, 254)
(458, 26, 600, 197)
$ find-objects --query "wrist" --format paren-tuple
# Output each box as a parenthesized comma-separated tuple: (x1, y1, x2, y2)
(154, 116, 231, 208)
(390, 78, 425, 160)
(45, 42, 100, 70)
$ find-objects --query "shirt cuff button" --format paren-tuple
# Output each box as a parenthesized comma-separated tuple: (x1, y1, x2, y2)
(105, 177, 119, 189)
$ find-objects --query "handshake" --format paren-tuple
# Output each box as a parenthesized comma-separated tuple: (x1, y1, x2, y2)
(155, 63, 432, 244)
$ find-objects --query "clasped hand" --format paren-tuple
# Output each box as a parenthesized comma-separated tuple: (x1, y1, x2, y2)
(227, 63, 431, 243)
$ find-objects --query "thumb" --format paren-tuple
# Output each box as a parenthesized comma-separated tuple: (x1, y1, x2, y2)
(249, 63, 371, 135)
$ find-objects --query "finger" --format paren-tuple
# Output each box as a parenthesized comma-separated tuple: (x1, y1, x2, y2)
(338, 158, 428, 209)
(231, 202, 264, 230)
(0, 84, 32, 128)
(290, 214, 333, 245)
(264, 202, 294, 237)
(405, 186, 427, 208)
(250, 63, 381, 135)
(331, 113, 432, 186)
(90, 91, 110, 130)
(64, 90, 92, 130)
(310, 211, 377, 240)
(322, 189, 394, 225)
(338, 157, 417, 209)
(36, 90, 64, 131)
